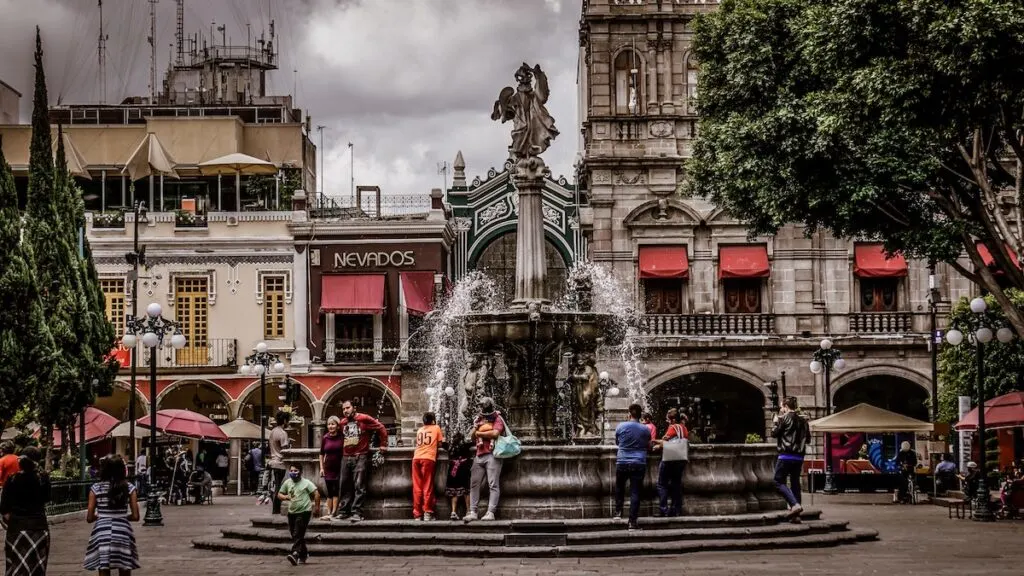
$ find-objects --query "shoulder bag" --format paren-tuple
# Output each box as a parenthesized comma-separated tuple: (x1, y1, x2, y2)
(492, 416, 521, 459)
(662, 424, 689, 462)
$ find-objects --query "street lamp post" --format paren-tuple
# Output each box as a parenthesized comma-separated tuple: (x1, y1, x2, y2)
(944, 296, 1014, 522)
(239, 342, 285, 452)
(809, 338, 847, 494)
(123, 201, 147, 474)
(122, 302, 186, 527)
(928, 262, 940, 422)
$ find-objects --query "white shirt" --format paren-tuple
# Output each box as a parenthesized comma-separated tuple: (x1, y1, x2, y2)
(135, 454, 147, 473)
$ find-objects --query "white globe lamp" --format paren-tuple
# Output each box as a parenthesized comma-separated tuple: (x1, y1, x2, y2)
(273, 361, 286, 373)
(146, 302, 162, 318)
(240, 364, 251, 376)
(607, 387, 620, 397)
(945, 329, 964, 346)
(833, 358, 847, 371)
(444, 386, 455, 397)
(141, 331, 159, 348)
(820, 338, 833, 350)
(809, 360, 823, 374)
(997, 327, 1014, 344)
(256, 342, 268, 354)
(170, 333, 186, 349)
(970, 297, 987, 314)
(599, 371, 610, 381)
(425, 386, 437, 397)
(976, 327, 994, 344)
(121, 333, 137, 349)
(254, 364, 266, 376)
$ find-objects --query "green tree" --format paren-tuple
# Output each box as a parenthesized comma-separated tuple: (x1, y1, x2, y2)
(0, 141, 60, 431)
(686, 0, 1024, 334)
(937, 292, 1024, 423)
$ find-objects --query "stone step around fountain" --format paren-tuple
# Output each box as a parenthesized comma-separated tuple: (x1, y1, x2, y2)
(192, 509, 879, 557)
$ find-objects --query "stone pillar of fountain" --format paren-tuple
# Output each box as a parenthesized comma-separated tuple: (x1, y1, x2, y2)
(511, 154, 551, 309)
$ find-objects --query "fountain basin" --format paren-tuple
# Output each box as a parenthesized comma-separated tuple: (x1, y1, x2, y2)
(461, 310, 625, 351)
(283, 444, 784, 520)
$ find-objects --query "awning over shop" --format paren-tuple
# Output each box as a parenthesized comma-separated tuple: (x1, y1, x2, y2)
(639, 246, 689, 279)
(853, 243, 908, 278)
(810, 403, 934, 434)
(401, 271, 436, 316)
(718, 245, 770, 279)
(321, 274, 386, 314)
(977, 242, 1020, 271)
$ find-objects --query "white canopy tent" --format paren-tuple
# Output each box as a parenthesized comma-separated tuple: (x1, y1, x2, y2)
(197, 153, 278, 211)
(810, 403, 934, 433)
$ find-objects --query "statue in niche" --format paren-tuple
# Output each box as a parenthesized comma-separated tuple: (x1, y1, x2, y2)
(572, 352, 602, 437)
(492, 63, 560, 159)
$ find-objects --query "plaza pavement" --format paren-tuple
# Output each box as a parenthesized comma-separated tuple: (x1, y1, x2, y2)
(43, 495, 1024, 575)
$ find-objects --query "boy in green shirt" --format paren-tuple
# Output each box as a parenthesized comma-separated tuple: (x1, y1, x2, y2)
(277, 464, 321, 565)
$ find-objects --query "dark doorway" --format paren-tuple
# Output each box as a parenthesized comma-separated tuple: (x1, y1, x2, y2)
(648, 373, 766, 443)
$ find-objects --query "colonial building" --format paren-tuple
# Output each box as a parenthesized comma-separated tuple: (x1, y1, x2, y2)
(577, 0, 978, 453)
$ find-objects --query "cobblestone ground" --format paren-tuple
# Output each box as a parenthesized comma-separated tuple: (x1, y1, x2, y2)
(43, 496, 1024, 575)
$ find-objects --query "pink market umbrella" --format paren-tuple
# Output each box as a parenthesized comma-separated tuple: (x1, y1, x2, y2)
(35, 407, 119, 448)
(954, 391, 1024, 431)
(137, 409, 228, 441)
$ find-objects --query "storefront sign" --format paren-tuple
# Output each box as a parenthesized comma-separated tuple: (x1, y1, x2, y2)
(334, 250, 416, 268)
(958, 395, 972, 472)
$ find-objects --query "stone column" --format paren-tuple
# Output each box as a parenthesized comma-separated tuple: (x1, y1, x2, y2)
(324, 312, 336, 363)
(512, 156, 551, 308)
(646, 38, 659, 114)
(291, 246, 311, 372)
(311, 420, 326, 447)
(661, 36, 675, 114)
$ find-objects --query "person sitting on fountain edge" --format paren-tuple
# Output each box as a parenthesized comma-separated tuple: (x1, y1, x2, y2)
(464, 397, 506, 522)
(772, 397, 810, 522)
(615, 403, 653, 531)
(334, 400, 388, 522)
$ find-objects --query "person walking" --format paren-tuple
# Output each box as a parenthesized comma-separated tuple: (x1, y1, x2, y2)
(335, 400, 388, 522)
(614, 403, 652, 531)
(277, 464, 320, 566)
(133, 451, 147, 499)
(318, 416, 344, 519)
(411, 412, 443, 521)
(84, 455, 140, 575)
(0, 447, 50, 576)
(268, 412, 292, 515)
(464, 397, 506, 523)
(249, 442, 265, 499)
(772, 397, 810, 522)
(653, 408, 689, 517)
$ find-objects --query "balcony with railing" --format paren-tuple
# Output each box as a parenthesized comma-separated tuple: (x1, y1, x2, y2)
(849, 312, 913, 335)
(310, 192, 433, 220)
(140, 338, 238, 371)
(640, 314, 775, 337)
(327, 339, 432, 365)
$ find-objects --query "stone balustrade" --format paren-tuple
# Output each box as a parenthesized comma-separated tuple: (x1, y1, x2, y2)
(848, 312, 913, 334)
(640, 314, 775, 337)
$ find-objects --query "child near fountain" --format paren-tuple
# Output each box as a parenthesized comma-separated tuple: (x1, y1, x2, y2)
(443, 432, 474, 521)
(412, 412, 444, 521)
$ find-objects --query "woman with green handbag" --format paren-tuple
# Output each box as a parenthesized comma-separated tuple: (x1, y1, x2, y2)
(464, 397, 512, 522)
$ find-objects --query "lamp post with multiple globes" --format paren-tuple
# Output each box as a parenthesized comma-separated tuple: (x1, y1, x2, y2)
(122, 302, 186, 527)
(809, 338, 846, 494)
(944, 296, 1015, 522)
(239, 342, 286, 452)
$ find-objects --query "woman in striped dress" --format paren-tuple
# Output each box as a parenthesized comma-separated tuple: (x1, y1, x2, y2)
(84, 455, 140, 575)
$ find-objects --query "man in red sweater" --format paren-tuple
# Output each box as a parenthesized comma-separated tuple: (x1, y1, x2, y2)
(334, 400, 388, 522)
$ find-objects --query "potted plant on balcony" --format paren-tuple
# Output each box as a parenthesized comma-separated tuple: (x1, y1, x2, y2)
(174, 209, 207, 228)
(92, 211, 125, 229)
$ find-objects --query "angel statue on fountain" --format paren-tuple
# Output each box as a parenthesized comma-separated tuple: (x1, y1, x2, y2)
(491, 63, 560, 159)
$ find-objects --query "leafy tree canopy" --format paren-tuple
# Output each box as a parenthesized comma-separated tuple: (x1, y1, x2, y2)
(687, 0, 1024, 333)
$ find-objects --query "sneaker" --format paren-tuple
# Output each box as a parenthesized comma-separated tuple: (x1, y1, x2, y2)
(297, 558, 307, 565)
(481, 511, 495, 521)
(613, 513, 623, 521)
(349, 513, 364, 523)
(286, 554, 298, 566)
(450, 512, 459, 521)
(463, 511, 479, 523)
(787, 504, 804, 519)
(424, 513, 434, 521)
(627, 523, 639, 531)
(413, 515, 423, 521)
(335, 513, 351, 521)
(319, 515, 333, 521)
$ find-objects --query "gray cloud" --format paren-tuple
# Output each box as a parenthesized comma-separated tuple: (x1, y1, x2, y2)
(0, 0, 581, 198)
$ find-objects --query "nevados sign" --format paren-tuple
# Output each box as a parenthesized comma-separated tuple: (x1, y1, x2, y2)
(334, 250, 416, 268)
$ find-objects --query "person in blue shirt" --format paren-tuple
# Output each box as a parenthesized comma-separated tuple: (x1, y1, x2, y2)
(615, 403, 652, 530)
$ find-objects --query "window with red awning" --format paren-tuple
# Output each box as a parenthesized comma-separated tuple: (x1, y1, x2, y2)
(853, 244, 908, 278)
(400, 271, 436, 316)
(718, 245, 770, 279)
(320, 274, 386, 314)
(977, 242, 1020, 271)
(638, 245, 689, 279)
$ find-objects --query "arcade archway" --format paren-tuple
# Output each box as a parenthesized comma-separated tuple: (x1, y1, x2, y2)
(236, 378, 315, 448)
(323, 378, 400, 445)
(648, 372, 767, 443)
(93, 381, 148, 421)
(473, 232, 569, 307)
(833, 375, 930, 421)
(157, 380, 232, 425)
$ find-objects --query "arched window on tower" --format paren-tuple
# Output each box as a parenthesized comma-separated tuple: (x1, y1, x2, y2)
(614, 50, 641, 115)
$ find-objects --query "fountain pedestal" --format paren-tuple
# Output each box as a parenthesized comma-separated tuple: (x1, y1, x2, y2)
(511, 155, 551, 310)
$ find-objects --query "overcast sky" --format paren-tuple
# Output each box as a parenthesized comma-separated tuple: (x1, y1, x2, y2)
(0, 0, 581, 197)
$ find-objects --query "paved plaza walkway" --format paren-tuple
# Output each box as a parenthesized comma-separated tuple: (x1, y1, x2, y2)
(43, 496, 1024, 575)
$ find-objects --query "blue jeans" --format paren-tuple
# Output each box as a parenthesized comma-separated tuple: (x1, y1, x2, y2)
(774, 458, 803, 507)
(657, 461, 686, 516)
(615, 462, 646, 525)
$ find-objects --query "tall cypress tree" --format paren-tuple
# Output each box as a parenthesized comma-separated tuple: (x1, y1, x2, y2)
(0, 141, 60, 431)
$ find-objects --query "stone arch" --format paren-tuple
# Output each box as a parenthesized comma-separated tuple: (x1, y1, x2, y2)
(468, 221, 573, 269)
(156, 378, 233, 423)
(93, 379, 149, 420)
(830, 364, 931, 400)
(646, 362, 771, 401)
(610, 46, 648, 114)
(623, 198, 703, 227)
(234, 377, 317, 410)
(321, 376, 401, 415)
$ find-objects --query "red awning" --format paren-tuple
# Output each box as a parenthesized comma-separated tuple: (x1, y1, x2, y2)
(401, 271, 435, 316)
(639, 246, 689, 279)
(321, 274, 386, 314)
(977, 242, 1020, 271)
(719, 245, 770, 279)
(853, 244, 908, 278)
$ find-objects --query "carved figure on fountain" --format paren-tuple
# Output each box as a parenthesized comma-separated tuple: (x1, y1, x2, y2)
(458, 352, 495, 423)
(572, 352, 602, 438)
(492, 63, 559, 161)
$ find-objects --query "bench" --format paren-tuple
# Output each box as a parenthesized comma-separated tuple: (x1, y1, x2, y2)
(934, 497, 970, 519)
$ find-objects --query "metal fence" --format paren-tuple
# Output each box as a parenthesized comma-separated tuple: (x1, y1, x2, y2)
(47, 476, 142, 516)
(310, 194, 432, 219)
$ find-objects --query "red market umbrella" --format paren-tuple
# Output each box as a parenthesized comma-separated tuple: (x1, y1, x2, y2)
(954, 391, 1024, 431)
(137, 409, 229, 441)
(35, 407, 119, 449)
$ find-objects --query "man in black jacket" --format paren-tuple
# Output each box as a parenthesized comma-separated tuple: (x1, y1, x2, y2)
(773, 397, 810, 521)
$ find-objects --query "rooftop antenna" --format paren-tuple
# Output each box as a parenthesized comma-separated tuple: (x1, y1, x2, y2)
(148, 0, 159, 102)
(97, 0, 108, 104)
(316, 125, 326, 196)
(175, 0, 184, 66)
